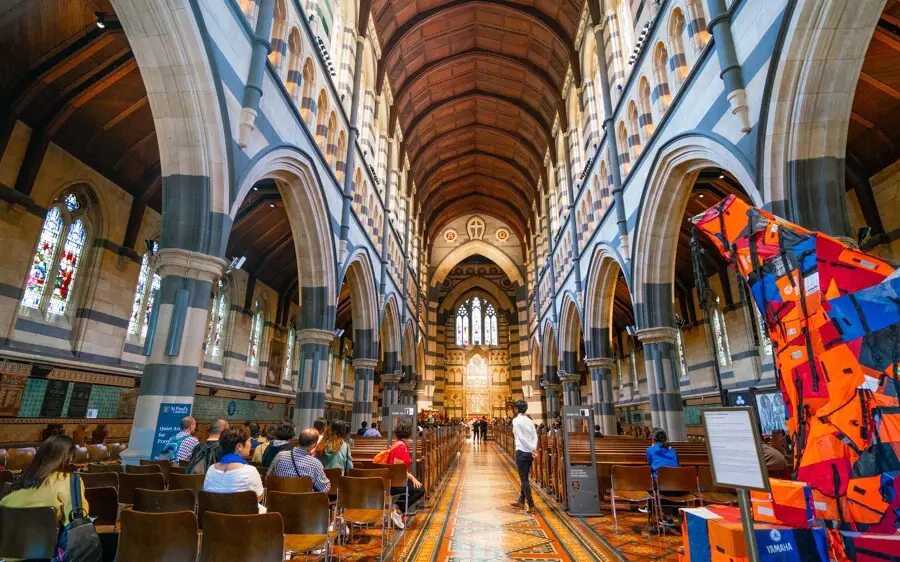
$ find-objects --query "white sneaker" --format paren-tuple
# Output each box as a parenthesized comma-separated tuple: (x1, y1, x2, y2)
(391, 510, 406, 530)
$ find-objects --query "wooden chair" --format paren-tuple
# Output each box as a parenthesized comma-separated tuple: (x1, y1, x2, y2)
(87, 462, 123, 473)
(323, 467, 342, 511)
(86, 444, 109, 463)
(338, 476, 388, 561)
(126, 463, 162, 475)
(140, 459, 171, 484)
(6, 448, 35, 471)
(169, 464, 188, 475)
(0, 506, 58, 560)
(610, 465, 656, 531)
(200, 512, 284, 562)
(383, 462, 410, 514)
(169, 472, 205, 505)
(134, 488, 196, 513)
(79, 471, 119, 490)
(197, 490, 258, 530)
(656, 466, 699, 521)
(698, 465, 738, 506)
(265, 474, 312, 494)
(117, 509, 198, 562)
(84, 486, 119, 529)
(266, 491, 332, 557)
(118, 472, 165, 505)
(73, 446, 89, 464)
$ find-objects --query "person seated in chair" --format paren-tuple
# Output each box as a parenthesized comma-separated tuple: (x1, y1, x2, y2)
(267, 428, 331, 493)
(383, 422, 425, 530)
(645, 428, 680, 524)
(260, 422, 295, 468)
(203, 426, 265, 512)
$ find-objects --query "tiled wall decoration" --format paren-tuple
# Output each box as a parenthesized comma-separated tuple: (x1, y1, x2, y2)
(192, 395, 285, 422)
(87, 386, 123, 418)
(18, 378, 48, 417)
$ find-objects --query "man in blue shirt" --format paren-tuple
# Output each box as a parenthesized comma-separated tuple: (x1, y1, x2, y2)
(646, 428, 679, 477)
(363, 422, 382, 437)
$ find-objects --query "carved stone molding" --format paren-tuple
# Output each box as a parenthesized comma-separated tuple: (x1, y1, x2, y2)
(635, 326, 679, 345)
(352, 358, 379, 370)
(296, 329, 335, 346)
(48, 368, 135, 388)
(585, 357, 616, 369)
(0, 361, 32, 376)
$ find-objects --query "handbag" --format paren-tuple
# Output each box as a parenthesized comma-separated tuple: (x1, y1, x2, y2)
(54, 474, 102, 562)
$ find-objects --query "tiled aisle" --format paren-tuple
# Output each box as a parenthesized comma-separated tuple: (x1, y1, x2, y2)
(400, 441, 610, 562)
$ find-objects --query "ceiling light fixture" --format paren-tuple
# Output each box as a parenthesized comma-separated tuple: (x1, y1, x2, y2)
(252, 186, 258, 191)
(718, 173, 725, 179)
(95, 12, 106, 29)
(698, 194, 705, 198)
(269, 203, 275, 208)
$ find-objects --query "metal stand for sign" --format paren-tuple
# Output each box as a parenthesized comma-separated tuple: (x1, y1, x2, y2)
(561, 405, 602, 516)
(385, 404, 418, 476)
(702, 407, 771, 562)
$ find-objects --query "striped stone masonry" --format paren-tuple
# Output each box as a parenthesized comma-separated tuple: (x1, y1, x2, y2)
(351, 357, 378, 429)
(381, 371, 402, 418)
(123, 248, 226, 462)
(585, 357, 617, 435)
(541, 381, 561, 422)
(557, 370, 581, 407)
(636, 327, 686, 441)
(293, 328, 334, 430)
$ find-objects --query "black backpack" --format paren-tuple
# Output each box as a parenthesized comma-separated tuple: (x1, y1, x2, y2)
(261, 443, 293, 468)
(54, 474, 102, 562)
(186, 441, 222, 474)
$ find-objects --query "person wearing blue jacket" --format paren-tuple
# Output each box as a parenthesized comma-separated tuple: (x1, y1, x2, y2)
(646, 428, 679, 477)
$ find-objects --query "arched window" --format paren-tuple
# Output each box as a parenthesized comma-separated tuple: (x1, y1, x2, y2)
(326, 112, 338, 166)
(248, 300, 264, 369)
(206, 278, 229, 358)
(711, 296, 732, 367)
(485, 304, 498, 346)
(685, 0, 710, 53)
(286, 29, 303, 102)
(23, 192, 91, 316)
(127, 241, 162, 341)
(626, 100, 642, 157)
(471, 297, 482, 345)
(336, 131, 347, 180)
(752, 304, 773, 356)
(301, 58, 316, 127)
(456, 305, 469, 346)
(616, 121, 631, 175)
(315, 91, 329, 152)
(676, 329, 689, 380)
(268, 0, 288, 74)
(284, 326, 295, 381)
(669, 9, 689, 85)
(652, 42, 672, 113)
(638, 77, 654, 138)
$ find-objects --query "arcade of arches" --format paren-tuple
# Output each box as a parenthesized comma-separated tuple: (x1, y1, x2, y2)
(1, 0, 899, 560)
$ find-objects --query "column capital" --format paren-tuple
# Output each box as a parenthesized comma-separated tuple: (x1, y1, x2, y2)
(593, 23, 604, 33)
(353, 358, 378, 369)
(585, 357, 616, 369)
(399, 382, 416, 392)
(154, 248, 227, 283)
(635, 326, 679, 344)
(296, 329, 334, 346)
(541, 381, 561, 391)
(558, 371, 580, 384)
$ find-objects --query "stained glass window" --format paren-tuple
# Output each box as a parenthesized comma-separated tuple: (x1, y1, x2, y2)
(63, 193, 81, 212)
(754, 305, 773, 356)
(142, 273, 161, 340)
(471, 297, 482, 345)
(676, 329, 689, 380)
(248, 303, 263, 369)
(485, 304, 497, 346)
(206, 280, 228, 358)
(456, 305, 468, 346)
(326, 346, 334, 387)
(23, 207, 63, 309)
(48, 219, 85, 315)
(711, 297, 731, 367)
(285, 328, 295, 381)
(128, 253, 151, 335)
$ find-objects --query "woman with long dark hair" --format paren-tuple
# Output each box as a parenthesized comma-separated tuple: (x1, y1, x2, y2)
(1, 435, 89, 525)
(315, 420, 353, 474)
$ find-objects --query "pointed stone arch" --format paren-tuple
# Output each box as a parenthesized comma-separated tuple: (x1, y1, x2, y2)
(431, 241, 524, 286)
(341, 249, 379, 359)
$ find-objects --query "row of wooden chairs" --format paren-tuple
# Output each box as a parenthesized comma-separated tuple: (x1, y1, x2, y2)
(0, 443, 128, 472)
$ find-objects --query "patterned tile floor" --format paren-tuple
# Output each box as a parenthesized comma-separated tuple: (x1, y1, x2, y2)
(334, 440, 684, 562)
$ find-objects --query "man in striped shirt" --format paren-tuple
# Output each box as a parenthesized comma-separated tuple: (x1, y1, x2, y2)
(170, 416, 200, 461)
(266, 427, 330, 492)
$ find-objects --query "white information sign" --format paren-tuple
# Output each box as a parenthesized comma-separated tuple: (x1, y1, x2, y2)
(702, 407, 769, 492)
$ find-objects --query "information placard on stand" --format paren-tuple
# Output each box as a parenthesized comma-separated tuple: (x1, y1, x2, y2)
(702, 407, 770, 562)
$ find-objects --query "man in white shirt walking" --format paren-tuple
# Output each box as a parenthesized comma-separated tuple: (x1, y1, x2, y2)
(510, 400, 538, 513)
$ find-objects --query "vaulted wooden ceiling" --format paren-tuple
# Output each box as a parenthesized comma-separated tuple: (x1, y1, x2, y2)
(0, 0, 162, 211)
(369, 0, 587, 240)
(845, 1, 900, 240)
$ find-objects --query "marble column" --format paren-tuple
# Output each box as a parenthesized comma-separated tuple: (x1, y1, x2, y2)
(636, 327, 686, 441)
(586, 357, 617, 435)
(351, 357, 377, 430)
(381, 370, 402, 418)
(558, 370, 581, 407)
(399, 382, 416, 405)
(542, 381, 561, 422)
(293, 329, 334, 430)
(123, 249, 226, 462)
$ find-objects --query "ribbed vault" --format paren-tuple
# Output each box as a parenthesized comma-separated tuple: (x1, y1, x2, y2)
(369, 0, 587, 241)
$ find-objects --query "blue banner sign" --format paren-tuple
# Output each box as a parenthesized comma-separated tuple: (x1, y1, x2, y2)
(151, 402, 192, 459)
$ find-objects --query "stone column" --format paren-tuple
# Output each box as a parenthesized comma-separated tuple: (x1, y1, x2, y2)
(338, 34, 367, 259)
(558, 370, 581, 407)
(706, 0, 750, 132)
(542, 381, 561, 422)
(351, 357, 377, 430)
(381, 371, 402, 418)
(586, 357, 616, 435)
(399, 381, 415, 405)
(636, 327, 686, 441)
(123, 249, 226, 462)
(293, 329, 334, 430)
